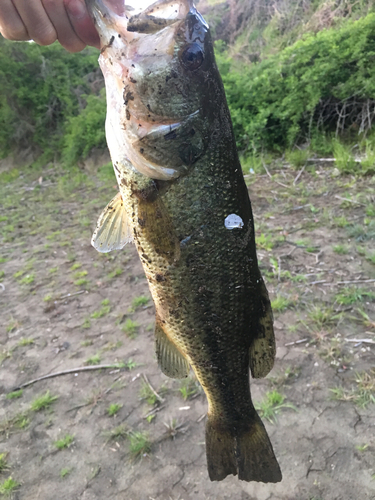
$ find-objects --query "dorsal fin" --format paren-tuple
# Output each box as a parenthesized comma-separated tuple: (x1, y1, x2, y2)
(91, 192, 133, 253)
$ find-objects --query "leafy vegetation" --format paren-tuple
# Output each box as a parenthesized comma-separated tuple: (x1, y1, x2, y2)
(3, 1, 375, 168)
(0, 37, 102, 163)
(217, 13, 375, 157)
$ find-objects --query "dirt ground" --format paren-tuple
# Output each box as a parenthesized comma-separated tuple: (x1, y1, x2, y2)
(0, 156, 374, 500)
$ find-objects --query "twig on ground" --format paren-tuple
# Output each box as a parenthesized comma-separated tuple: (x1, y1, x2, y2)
(57, 290, 86, 301)
(336, 278, 375, 285)
(344, 338, 375, 345)
(334, 195, 366, 206)
(142, 373, 165, 403)
(143, 405, 165, 419)
(285, 338, 309, 346)
(293, 164, 306, 185)
(12, 363, 125, 391)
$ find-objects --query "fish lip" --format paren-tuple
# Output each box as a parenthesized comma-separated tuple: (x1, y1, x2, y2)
(84, 0, 127, 45)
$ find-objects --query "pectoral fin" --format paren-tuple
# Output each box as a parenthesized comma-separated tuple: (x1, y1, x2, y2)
(155, 321, 189, 379)
(249, 277, 276, 379)
(91, 192, 133, 253)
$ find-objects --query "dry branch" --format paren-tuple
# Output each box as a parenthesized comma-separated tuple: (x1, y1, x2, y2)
(12, 363, 125, 391)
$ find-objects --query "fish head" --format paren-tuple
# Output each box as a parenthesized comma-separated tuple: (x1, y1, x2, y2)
(85, 0, 221, 181)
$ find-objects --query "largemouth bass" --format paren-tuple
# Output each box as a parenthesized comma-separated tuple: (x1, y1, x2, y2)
(85, 0, 282, 483)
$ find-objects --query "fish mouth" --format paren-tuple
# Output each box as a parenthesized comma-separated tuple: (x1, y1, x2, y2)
(85, 0, 194, 45)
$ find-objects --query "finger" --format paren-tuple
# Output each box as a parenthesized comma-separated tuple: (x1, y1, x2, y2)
(0, 0, 30, 41)
(13, 0, 57, 45)
(64, 0, 100, 49)
(42, 0, 85, 53)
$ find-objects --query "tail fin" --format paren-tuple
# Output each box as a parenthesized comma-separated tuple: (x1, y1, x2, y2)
(205, 413, 282, 483)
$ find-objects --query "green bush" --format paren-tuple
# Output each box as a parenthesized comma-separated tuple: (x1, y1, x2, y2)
(0, 38, 102, 161)
(217, 13, 375, 154)
(62, 90, 106, 165)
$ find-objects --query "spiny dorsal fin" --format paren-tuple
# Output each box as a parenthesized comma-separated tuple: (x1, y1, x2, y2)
(155, 322, 190, 379)
(249, 277, 276, 379)
(91, 192, 133, 253)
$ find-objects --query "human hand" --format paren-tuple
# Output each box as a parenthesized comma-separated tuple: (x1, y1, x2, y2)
(0, 0, 100, 52)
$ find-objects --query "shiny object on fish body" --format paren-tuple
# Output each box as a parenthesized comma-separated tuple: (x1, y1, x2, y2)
(86, 0, 282, 483)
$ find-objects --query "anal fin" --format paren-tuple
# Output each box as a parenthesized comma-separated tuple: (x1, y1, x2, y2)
(249, 277, 276, 378)
(155, 322, 189, 379)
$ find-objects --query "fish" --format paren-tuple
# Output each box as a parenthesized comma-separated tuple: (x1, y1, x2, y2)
(85, 0, 282, 483)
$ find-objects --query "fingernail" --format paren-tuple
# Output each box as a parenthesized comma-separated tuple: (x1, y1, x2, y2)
(66, 0, 87, 19)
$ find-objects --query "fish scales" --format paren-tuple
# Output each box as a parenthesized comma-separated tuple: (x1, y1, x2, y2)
(86, 0, 282, 483)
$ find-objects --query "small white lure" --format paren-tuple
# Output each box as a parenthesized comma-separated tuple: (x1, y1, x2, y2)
(224, 213, 244, 230)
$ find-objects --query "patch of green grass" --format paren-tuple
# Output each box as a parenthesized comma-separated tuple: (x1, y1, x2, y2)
(17, 337, 34, 347)
(80, 339, 93, 347)
(178, 376, 201, 401)
(102, 424, 128, 441)
(355, 444, 369, 452)
(330, 369, 375, 408)
(108, 268, 123, 279)
(85, 353, 101, 365)
(91, 299, 111, 319)
(256, 233, 274, 251)
(366, 204, 375, 217)
(355, 308, 375, 328)
(107, 403, 122, 416)
(333, 140, 356, 174)
(0, 349, 12, 366)
(74, 278, 89, 286)
(70, 262, 82, 271)
(20, 273, 35, 285)
(54, 434, 74, 450)
(0, 270, 5, 280)
(82, 318, 91, 329)
(333, 244, 349, 255)
(354, 370, 375, 408)
(307, 304, 340, 330)
(6, 390, 23, 400)
(49, 267, 58, 274)
(365, 251, 375, 265)
(0, 257, 9, 264)
(73, 270, 88, 279)
(122, 318, 139, 338)
(43, 294, 53, 302)
(255, 390, 297, 423)
(124, 358, 138, 370)
(13, 413, 30, 430)
(60, 467, 72, 478)
(0, 169, 19, 184)
(30, 391, 58, 412)
(102, 340, 123, 351)
(130, 295, 150, 312)
(332, 216, 349, 228)
(0, 477, 19, 496)
(347, 222, 375, 242)
(0, 454, 9, 474)
(286, 148, 309, 168)
(46, 230, 61, 241)
(128, 431, 151, 460)
(5, 319, 20, 333)
(335, 287, 375, 306)
(271, 295, 294, 312)
(139, 380, 159, 406)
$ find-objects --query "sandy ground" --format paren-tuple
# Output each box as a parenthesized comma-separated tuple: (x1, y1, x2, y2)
(0, 159, 374, 500)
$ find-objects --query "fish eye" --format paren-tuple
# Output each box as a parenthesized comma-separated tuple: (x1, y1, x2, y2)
(181, 43, 204, 70)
